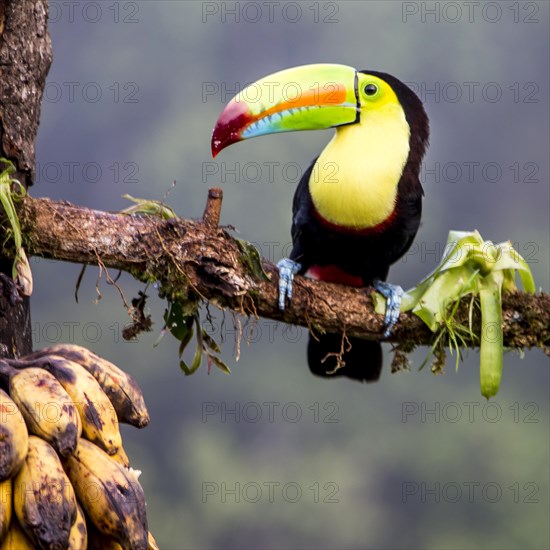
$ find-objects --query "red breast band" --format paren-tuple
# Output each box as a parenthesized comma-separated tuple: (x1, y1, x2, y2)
(306, 265, 363, 287)
(312, 203, 398, 236)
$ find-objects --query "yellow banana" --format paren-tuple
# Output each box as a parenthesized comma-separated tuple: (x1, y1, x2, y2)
(0, 478, 12, 543)
(0, 517, 34, 550)
(36, 355, 122, 455)
(110, 444, 130, 468)
(148, 530, 160, 550)
(69, 501, 87, 550)
(27, 344, 150, 428)
(0, 388, 28, 481)
(1, 364, 81, 456)
(63, 438, 148, 550)
(14, 436, 77, 549)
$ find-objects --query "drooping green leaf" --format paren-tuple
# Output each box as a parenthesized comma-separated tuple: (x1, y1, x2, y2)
(479, 272, 504, 399)
(202, 330, 221, 353)
(235, 238, 270, 281)
(206, 352, 231, 375)
(162, 301, 195, 341)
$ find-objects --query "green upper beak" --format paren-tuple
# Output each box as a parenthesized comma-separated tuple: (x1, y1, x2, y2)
(211, 64, 360, 157)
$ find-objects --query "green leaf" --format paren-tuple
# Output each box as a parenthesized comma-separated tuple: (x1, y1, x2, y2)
(412, 267, 479, 331)
(202, 330, 221, 353)
(0, 158, 31, 290)
(206, 352, 231, 375)
(479, 273, 504, 399)
(178, 325, 195, 357)
(120, 194, 177, 219)
(235, 238, 270, 281)
(163, 301, 195, 340)
(374, 229, 536, 398)
(189, 341, 204, 374)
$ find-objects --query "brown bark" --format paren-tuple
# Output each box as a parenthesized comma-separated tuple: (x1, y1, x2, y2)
(12, 195, 550, 354)
(0, 1, 52, 357)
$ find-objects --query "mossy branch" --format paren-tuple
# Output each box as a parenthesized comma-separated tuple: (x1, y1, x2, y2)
(6, 193, 550, 353)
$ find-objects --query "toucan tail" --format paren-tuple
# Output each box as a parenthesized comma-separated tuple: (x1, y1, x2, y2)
(307, 333, 382, 382)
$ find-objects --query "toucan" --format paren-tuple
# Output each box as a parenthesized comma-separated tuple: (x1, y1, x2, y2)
(211, 64, 429, 381)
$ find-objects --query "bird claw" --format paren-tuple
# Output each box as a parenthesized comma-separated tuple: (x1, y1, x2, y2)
(374, 280, 404, 338)
(277, 258, 301, 310)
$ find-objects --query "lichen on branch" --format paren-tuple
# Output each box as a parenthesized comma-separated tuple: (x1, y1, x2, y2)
(7, 193, 550, 354)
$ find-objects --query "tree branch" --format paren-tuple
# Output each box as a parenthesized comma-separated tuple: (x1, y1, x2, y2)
(10, 194, 550, 353)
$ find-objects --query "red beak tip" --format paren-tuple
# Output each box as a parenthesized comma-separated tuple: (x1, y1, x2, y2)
(211, 136, 222, 158)
(210, 101, 252, 157)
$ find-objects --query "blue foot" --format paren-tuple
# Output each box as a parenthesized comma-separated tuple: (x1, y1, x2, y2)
(276, 258, 301, 310)
(374, 280, 404, 338)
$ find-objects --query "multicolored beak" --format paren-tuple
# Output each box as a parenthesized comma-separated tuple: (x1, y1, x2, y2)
(211, 64, 360, 157)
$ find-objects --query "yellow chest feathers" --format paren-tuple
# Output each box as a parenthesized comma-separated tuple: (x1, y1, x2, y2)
(309, 104, 410, 229)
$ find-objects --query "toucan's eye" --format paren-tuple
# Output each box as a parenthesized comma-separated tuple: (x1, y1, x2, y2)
(364, 84, 378, 96)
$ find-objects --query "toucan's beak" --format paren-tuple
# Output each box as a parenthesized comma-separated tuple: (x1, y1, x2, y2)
(211, 64, 359, 157)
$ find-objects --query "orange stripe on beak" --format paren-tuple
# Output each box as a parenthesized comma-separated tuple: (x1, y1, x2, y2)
(257, 84, 348, 120)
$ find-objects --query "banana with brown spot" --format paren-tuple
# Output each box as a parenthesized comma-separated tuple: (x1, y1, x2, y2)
(13, 436, 77, 549)
(0, 363, 80, 457)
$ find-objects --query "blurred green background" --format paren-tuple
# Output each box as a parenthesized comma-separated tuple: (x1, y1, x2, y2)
(32, 2, 548, 549)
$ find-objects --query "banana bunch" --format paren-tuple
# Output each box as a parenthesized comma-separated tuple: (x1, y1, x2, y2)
(0, 344, 157, 550)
